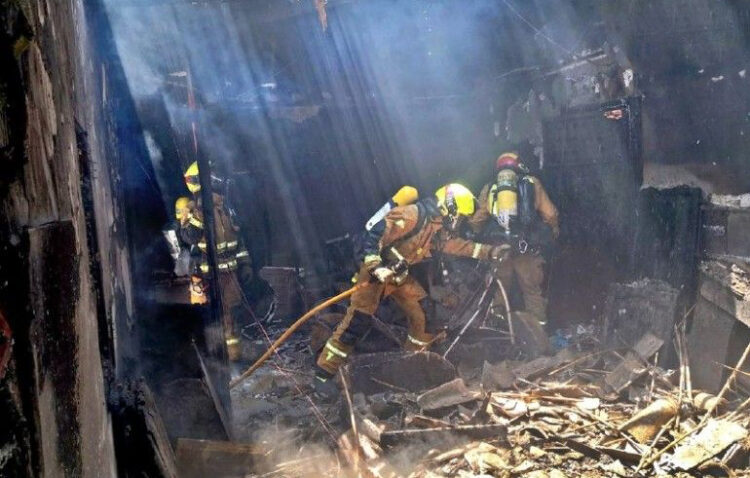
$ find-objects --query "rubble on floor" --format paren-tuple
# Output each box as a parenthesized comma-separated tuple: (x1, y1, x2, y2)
(227, 326, 750, 477)
(329, 335, 750, 477)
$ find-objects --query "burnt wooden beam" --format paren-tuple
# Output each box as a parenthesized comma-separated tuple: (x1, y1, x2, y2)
(175, 438, 265, 478)
(380, 423, 507, 449)
(109, 379, 178, 478)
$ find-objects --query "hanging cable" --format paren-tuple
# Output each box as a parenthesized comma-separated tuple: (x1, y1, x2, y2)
(500, 0, 573, 56)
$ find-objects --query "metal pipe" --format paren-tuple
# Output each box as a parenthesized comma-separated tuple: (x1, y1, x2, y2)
(495, 278, 514, 345)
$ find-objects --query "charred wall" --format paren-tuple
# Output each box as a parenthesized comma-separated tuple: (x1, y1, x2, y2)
(0, 0, 157, 475)
(605, 0, 750, 193)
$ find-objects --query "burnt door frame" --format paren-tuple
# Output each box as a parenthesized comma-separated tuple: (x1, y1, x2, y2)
(541, 97, 643, 326)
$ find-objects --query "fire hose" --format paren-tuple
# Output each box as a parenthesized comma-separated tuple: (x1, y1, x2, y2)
(229, 282, 370, 389)
(230, 257, 512, 387)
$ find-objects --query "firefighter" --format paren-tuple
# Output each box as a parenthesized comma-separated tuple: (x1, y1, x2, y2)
(469, 151, 559, 326)
(314, 183, 508, 394)
(179, 162, 253, 362)
(175, 197, 208, 305)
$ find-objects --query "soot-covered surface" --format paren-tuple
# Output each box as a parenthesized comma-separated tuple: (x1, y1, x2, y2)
(28, 222, 82, 477)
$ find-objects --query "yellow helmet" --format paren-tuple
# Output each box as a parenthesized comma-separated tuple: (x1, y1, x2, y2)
(175, 196, 191, 220)
(435, 183, 476, 217)
(184, 161, 201, 193)
(392, 185, 419, 206)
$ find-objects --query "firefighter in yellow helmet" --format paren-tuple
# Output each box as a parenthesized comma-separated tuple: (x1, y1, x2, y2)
(314, 183, 508, 395)
(178, 162, 255, 361)
(183, 161, 202, 193)
(175, 196, 208, 305)
(469, 151, 559, 326)
(175, 196, 192, 219)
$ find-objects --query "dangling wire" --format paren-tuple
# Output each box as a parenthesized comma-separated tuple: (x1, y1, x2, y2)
(500, 0, 573, 56)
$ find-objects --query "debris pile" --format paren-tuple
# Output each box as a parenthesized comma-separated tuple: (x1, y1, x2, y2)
(229, 304, 750, 477)
(330, 334, 750, 477)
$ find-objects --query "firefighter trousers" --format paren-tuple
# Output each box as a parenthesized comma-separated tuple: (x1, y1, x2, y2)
(495, 253, 547, 323)
(316, 265, 433, 375)
(218, 271, 243, 339)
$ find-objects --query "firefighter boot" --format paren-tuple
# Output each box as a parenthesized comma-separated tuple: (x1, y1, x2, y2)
(313, 338, 352, 400)
(190, 275, 208, 305)
(316, 308, 372, 375)
(314, 309, 372, 398)
(313, 369, 339, 401)
(316, 337, 353, 376)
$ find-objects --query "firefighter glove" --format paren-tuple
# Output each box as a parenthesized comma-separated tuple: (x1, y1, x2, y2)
(371, 266, 395, 283)
(363, 254, 382, 271)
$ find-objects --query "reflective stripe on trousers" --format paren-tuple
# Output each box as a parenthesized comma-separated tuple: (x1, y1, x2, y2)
(407, 335, 429, 346)
(324, 340, 348, 358)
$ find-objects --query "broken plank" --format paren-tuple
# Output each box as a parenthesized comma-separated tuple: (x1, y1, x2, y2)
(380, 423, 507, 448)
(596, 446, 642, 464)
(670, 419, 748, 471)
(605, 333, 664, 393)
(513, 348, 576, 380)
(356, 414, 386, 444)
(561, 437, 601, 459)
(175, 439, 265, 478)
(416, 378, 480, 411)
(405, 415, 453, 429)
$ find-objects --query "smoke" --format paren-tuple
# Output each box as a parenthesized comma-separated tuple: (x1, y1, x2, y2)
(101, 0, 750, 274)
(89, 2, 750, 472)
(100, 0, 562, 264)
(250, 426, 354, 477)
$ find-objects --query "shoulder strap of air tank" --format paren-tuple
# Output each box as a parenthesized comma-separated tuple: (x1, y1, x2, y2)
(488, 183, 499, 216)
(393, 202, 429, 246)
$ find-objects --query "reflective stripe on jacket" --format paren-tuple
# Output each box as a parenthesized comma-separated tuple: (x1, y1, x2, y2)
(362, 199, 494, 266)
